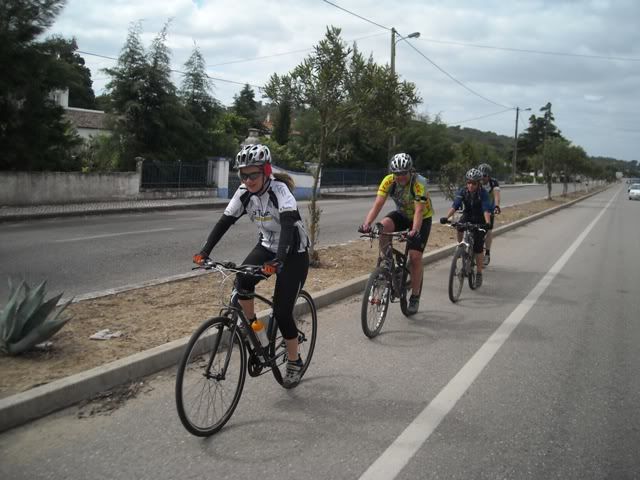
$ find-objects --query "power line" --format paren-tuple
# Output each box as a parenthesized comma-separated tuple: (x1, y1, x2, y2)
(208, 32, 387, 67)
(446, 108, 514, 126)
(321, 0, 390, 31)
(417, 37, 640, 63)
(320, 0, 512, 109)
(77, 50, 263, 89)
(401, 39, 512, 109)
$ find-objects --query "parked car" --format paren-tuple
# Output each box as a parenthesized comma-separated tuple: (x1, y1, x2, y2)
(629, 184, 640, 200)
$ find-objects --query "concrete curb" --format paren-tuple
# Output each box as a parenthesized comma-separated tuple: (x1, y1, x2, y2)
(0, 187, 609, 432)
(0, 201, 228, 223)
(0, 183, 548, 221)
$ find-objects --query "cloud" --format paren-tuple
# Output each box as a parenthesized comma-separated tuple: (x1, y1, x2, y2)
(48, 0, 640, 161)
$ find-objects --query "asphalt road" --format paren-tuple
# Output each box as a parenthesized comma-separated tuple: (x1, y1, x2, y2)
(1, 186, 638, 479)
(0, 184, 579, 303)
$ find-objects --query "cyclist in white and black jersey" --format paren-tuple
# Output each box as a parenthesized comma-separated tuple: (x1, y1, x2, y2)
(193, 144, 310, 388)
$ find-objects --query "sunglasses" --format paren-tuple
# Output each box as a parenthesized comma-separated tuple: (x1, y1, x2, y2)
(466, 180, 478, 185)
(394, 171, 410, 176)
(239, 171, 262, 181)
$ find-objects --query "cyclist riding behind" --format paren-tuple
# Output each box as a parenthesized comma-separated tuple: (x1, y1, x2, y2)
(360, 153, 433, 315)
(439, 168, 492, 287)
(478, 163, 501, 266)
(193, 144, 310, 388)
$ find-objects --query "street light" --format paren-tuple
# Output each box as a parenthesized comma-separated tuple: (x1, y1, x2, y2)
(512, 106, 531, 183)
(390, 29, 420, 149)
(390, 29, 420, 76)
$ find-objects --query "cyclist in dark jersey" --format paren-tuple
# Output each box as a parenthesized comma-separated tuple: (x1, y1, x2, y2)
(359, 153, 433, 314)
(478, 163, 501, 266)
(440, 168, 492, 287)
(193, 144, 309, 388)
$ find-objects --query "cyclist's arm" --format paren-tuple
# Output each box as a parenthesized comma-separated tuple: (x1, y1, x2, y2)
(364, 194, 386, 226)
(199, 214, 238, 256)
(443, 207, 456, 220)
(494, 188, 501, 210)
(276, 211, 299, 262)
(412, 201, 424, 231)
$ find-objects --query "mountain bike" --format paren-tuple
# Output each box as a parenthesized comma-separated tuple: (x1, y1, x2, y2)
(445, 221, 486, 303)
(175, 260, 317, 436)
(359, 224, 422, 338)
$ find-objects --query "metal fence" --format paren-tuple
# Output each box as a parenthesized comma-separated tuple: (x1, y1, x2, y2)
(141, 161, 209, 189)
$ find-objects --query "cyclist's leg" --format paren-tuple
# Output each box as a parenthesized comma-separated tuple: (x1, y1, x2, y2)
(274, 250, 309, 360)
(379, 212, 400, 256)
(407, 217, 431, 294)
(236, 244, 273, 320)
(473, 230, 486, 274)
(484, 213, 495, 250)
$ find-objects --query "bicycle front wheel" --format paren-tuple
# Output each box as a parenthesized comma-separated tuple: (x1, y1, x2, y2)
(468, 254, 478, 290)
(448, 246, 465, 303)
(270, 290, 318, 387)
(361, 267, 391, 338)
(175, 316, 246, 436)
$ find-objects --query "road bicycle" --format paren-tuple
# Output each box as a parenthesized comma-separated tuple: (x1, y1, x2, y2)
(445, 221, 487, 303)
(359, 224, 422, 338)
(175, 260, 317, 436)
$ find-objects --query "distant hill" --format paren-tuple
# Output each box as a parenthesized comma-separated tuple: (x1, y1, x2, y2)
(446, 125, 513, 159)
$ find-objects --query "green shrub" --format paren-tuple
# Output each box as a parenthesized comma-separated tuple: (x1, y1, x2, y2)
(0, 279, 72, 356)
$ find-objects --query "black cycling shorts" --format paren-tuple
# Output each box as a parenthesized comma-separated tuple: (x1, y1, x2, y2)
(384, 211, 432, 252)
(459, 215, 486, 254)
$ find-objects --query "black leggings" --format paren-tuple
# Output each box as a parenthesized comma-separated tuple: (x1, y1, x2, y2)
(235, 244, 309, 340)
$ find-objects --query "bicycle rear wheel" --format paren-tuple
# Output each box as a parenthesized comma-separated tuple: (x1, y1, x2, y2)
(448, 246, 465, 303)
(361, 267, 391, 337)
(270, 290, 318, 387)
(400, 266, 422, 317)
(175, 316, 246, 436)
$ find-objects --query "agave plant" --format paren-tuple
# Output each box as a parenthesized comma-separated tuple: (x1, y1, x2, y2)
(0, 279, 72, 355)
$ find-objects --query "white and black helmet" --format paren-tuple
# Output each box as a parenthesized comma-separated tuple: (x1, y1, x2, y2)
(466, 168, 483, 182)
(235, 144, 272, 169)
(478, 163, 492, 176)
(389, 153, 413, 173)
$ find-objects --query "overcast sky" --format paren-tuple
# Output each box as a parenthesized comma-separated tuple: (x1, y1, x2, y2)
(50, 0, 640, 162)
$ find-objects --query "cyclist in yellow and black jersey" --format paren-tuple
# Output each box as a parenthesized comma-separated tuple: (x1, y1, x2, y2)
(359, 153, 433, 315)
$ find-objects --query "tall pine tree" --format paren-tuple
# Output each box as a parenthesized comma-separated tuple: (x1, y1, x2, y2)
(0, 0, 81, 171)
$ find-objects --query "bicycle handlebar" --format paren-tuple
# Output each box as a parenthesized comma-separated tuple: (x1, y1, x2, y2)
(192, 259, 267, 278)
(445, 221, 487, 232)
(359, 223, 409, 240)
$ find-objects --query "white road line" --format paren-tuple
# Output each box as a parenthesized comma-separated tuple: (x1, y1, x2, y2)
(54, 228, 174, 243)
(359, 188, 619, 480)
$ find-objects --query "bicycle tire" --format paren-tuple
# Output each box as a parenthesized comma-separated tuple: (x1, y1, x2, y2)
(400, 265, 423, 317)
(270, 290, 318, 387)
(361, 267, 391, 338)
(175, 316, 246, 436)
(468, 254, 478, 290)
(448, 246, 465, 303)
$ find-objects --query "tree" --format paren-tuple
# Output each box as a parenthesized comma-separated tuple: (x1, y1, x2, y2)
(103, 21, 147, 167)
(180, 45, 220, 129)
(398, 115, 454, 176)
(233, 84, 260, 129)
(518, 102, 564, 183)
(0, 0, 81, 171)
(104, 21, 207, 168)
(273, 100, 292, 145)
(264, 26, 353, 265)
(43, 36, 96, 109)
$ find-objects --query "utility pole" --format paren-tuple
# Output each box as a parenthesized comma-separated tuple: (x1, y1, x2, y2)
(390, 28, 397, 152)
(389, 28, 419, 152)
(512, 107, 530, 183)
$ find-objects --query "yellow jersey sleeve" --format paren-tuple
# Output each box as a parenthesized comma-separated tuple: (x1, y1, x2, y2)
(377, 174, 395, 197)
